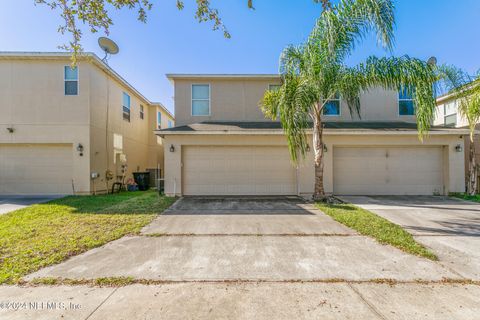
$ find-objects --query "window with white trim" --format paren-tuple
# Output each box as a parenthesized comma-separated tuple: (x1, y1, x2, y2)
(140, 105, 144, 119)
(444, 101, 457, 127)
(168, 120, 173, 128)
(64, 66, 78, 95)
(399, 87, 415, 115)
(157, 111, 162, 129)
(122, 92, 131, 122)
(323, 93, 340, 116)
(192, 84, 210, 116)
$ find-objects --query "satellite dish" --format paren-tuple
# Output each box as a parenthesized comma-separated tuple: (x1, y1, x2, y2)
(427, 56, 437, 66)
(98, 37, 119, 63)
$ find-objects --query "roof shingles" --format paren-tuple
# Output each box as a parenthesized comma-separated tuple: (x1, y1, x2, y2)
(157, 121, 458, 133)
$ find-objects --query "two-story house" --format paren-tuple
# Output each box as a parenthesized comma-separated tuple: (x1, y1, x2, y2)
(435, 91, 480, 189)
(0, 52, 174, 196)
(158, 74, 467, 197)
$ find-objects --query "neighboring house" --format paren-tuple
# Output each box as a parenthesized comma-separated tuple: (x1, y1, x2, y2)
(435, 93, 479, 189)
(0, 52, 174, 196)
(158, 74, 467, 197)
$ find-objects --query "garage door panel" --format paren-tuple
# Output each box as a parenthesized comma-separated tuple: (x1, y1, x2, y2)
(333, 146, 444, 195)
(183, 146, 296, 196)
(0, 144, 73, 195)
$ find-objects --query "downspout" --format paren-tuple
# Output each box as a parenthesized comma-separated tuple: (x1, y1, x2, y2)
(105, 74, 110, 192)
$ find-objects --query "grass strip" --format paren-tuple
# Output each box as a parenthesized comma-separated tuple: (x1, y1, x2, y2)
(316, 203, 437, 260)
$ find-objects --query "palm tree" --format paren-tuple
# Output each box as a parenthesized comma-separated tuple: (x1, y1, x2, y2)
(260, 0, 439, 200)
(440, 68, 480, 195)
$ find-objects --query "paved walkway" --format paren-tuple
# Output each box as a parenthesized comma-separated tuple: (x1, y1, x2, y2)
(2, 196, 479, 319)
(0, 197, 58, 215)
(341, 196, 480, 280)
(2, 283, 480, 320)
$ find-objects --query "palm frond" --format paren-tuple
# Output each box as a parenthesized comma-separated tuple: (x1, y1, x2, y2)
(336, 67, 364, 118)
(260, 74, 316, 163)
(436, 64, 480, 140)
(353, 55, 438, 137)
(260, 0, 440, 169)
(279, 45, 305, 75)
(458, 91, 480, 140)
(310, 0, 395, 63)
(437, 64, 478, 99)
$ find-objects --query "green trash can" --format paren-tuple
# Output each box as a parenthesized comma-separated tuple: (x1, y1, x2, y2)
(132, 172, 150, 191)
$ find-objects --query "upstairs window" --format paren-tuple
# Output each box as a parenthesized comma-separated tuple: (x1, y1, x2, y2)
(444, 101, 457, 127)
(157, 111, 162, 129)
(168, 120, 173, 128)
(140, 105, 144, 120)
(399, 87, 415, 115)
(122, 92, 131, 122)
(323, 93, 340, 116)
(64, 66, 78, 95)
(192, 84, 210, 116)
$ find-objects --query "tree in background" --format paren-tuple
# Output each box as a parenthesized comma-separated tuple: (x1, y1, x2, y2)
(441, 68, 480, 195)
(34, 0, 331, 62)
(34, 0, 244, 61)
(260, 0, 439, 200)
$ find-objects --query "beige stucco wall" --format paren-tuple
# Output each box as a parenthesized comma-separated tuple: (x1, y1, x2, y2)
(173, 78, 279, 126)
(162, 133, 465, 197)
(435, 97, 468, 127)
(0, 55, 174, 195)
(87, 64, 173, 193)
(435, 96, 477, 186)
(434, 101, 446, 126)
(172, 77, 416, 126)
(0, 59, 91, 194)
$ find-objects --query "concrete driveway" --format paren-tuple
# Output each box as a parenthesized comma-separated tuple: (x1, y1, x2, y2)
(142, 196, 355, 235)
(0, 197, 58, 215)
(341, 196, 480, 279)
(28, 196, 457, 281)
(8, 196, 480, 319)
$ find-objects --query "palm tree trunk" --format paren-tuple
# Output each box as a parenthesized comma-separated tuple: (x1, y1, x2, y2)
(467, 135, 477, 195)
(313, 103, 326, 200)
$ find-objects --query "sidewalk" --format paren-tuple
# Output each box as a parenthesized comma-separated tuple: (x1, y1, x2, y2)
(1, 282, 479, 319)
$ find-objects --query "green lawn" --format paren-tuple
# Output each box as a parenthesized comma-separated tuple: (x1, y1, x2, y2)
(450, 193, 480, 203)
(316, 203, 437, 260)
(0, 191, 176, 284)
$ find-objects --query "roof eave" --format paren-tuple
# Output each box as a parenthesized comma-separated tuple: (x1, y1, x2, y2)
(166, 74, 281, 81)
(156, 128, 471, 136)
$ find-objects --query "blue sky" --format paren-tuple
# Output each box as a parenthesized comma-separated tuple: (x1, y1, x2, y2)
(1, 0, 479, 113)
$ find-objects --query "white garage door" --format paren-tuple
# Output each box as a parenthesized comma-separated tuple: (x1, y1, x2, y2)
(0, 144, 74, 196)
(333, 146, 444, 195)
(183, 146, 297, 195)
